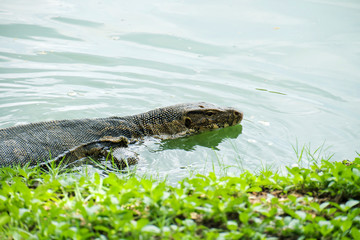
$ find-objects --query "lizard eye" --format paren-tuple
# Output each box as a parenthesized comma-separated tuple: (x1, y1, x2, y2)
(206, 112, 214, 116)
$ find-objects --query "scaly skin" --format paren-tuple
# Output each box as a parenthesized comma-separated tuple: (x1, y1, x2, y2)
(0, 102, 243, 168)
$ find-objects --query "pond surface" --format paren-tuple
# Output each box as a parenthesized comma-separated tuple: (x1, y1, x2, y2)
(1, 0, 359, 182)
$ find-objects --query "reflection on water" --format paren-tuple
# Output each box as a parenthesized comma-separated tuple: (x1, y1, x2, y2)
(160, 125, 243, 151)
(0, 0, 359, 183)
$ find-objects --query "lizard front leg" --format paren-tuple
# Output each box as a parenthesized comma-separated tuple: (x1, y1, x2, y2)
(40, 136, 130, 169)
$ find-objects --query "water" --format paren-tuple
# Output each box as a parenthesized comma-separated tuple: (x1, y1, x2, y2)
(1, 0, 359, 182)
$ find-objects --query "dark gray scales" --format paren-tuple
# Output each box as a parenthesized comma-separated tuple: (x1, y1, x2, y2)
(0, 102, 243, 169)
(0, 118, 134, 167)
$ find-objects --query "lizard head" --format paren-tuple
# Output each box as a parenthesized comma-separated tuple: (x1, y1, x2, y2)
(134, 102, 243, 138)
(180, 102, 243, 134)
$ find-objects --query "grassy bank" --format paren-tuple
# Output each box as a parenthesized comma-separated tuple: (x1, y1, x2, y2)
(0, 156, 359, 239)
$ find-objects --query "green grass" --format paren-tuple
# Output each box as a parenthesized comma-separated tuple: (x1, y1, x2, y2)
(0, 154, 359, 239)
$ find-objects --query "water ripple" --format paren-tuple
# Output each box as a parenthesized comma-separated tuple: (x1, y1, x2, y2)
(0, 23, 81, 41)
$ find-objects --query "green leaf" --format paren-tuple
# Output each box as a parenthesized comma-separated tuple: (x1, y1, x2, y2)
(310, 202, 320, 212)
(141, 179, 153, 191)
(0, 213, 10, 226)
(183, 219, 196, 228)
(295, 211, 307, 220)
(208, 172, 217, 181)
(239, 213, 249, 224)
(288, 195, 297, 203)
(247, 186, 262, 192)
(94, 172, 101, 185)
(281, 205, 296, 218)
(353, 168, 360, 178)
(271, 197, 279, 204)
(319, 220, 333, 236)
(142, 225, 161, 234)
(341, 220, 352, 232)
(136, 218, 149, 230)
(351, 227, 360, 240)
(345, 200, 359, 210)
(319, 202, 330, 211)
(93, 225, 109, 233)
(318, 220, 330, 227)
(227, 220, 238, 231)
(269, 207, 278, 217)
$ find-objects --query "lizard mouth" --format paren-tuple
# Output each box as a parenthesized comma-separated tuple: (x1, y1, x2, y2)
(218, 109, 243, 128)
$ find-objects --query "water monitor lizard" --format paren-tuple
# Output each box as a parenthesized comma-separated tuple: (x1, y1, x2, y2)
(0, 102, 243, 169)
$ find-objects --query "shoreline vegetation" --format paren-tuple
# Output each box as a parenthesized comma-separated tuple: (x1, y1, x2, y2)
(0, 153, 359, 239)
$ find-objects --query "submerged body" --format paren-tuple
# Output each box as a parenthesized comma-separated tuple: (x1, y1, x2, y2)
(0, 102, 243, 168)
